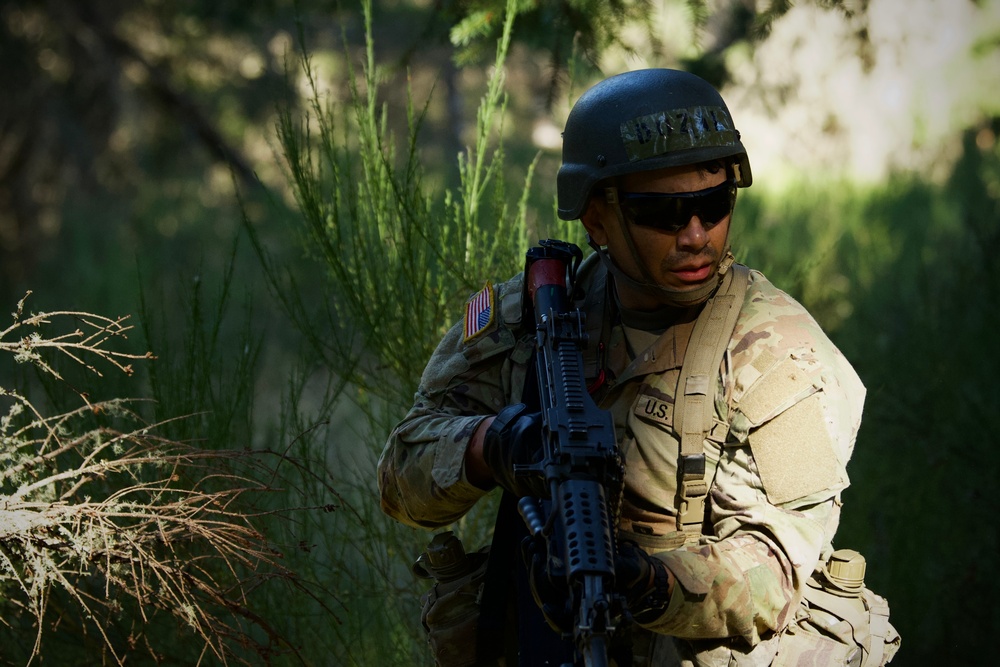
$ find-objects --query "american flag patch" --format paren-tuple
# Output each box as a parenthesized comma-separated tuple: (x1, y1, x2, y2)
(463, 284, 495, 342)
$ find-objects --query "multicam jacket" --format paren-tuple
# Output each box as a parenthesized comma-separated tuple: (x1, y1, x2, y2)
(378, 253, 865, 665)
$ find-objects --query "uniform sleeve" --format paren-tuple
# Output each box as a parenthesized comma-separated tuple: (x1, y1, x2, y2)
(642, 275, 866, 646)
(648, 444, 841, 644)
(377, 280, 526, 528)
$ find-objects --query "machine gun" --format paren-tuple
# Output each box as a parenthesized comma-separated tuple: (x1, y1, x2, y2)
(516, 240, 623, 667)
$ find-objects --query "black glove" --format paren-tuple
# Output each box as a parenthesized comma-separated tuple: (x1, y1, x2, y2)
(482, 403, 547, 498)
(615, 540, 672, 623)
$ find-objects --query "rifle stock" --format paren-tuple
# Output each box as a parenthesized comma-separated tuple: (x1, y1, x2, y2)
(516, 240, 622, 667)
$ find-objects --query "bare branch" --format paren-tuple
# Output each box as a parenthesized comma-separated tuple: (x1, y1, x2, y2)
(0, 297, 319, 664)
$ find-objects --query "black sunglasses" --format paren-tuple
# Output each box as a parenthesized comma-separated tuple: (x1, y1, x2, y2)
(616, 178, 737, 233)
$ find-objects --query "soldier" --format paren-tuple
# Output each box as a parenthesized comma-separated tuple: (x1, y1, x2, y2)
(378, 69, 896, 665)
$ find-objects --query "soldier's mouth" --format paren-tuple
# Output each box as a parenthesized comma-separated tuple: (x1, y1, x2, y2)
(671, 264, 713, 283)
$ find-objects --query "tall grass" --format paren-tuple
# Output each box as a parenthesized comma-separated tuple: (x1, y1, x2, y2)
(241, 0, 554, 663)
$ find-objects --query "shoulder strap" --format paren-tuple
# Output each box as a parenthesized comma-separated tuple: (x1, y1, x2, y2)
(673, 263, 750, 533)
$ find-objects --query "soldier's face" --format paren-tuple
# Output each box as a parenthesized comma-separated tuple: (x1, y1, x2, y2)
(583, 164, 732, 310)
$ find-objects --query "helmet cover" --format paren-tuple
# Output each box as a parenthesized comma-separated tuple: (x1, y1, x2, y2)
(557, 69, 752, 220)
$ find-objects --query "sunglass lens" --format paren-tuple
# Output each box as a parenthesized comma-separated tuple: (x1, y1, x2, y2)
(622, 182, 735, 232)
(628, 199, 686, 231)
(698, 186, 736, 226)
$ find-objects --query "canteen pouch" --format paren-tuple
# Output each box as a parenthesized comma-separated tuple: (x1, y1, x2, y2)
(774, 549, 901, 666)
(414, 532, 491, 667)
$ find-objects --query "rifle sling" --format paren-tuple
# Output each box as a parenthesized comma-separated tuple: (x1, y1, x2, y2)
(476, 490, 520, 664)
(477, 348, 543, 664)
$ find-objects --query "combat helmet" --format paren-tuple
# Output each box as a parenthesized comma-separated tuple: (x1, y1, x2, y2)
(557, 68, 752, 221)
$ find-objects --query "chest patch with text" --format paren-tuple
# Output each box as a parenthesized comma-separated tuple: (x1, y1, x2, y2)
(634, 394, 674, 427)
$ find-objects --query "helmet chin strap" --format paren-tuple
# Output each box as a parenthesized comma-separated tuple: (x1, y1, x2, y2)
(589, 189, 735, 308)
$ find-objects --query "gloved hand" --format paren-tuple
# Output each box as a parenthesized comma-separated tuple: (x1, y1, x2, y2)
(615, 540, 673, 623)
(482, 403, 547, 498)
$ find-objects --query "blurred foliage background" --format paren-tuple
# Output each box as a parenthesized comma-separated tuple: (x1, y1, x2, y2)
(1, 0, 998, 664)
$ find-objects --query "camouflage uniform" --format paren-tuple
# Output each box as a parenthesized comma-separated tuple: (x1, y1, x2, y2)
(378, 252, 865, 665)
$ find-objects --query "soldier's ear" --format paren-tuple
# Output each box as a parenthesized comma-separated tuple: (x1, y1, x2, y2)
(580, 196, 611, 246)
